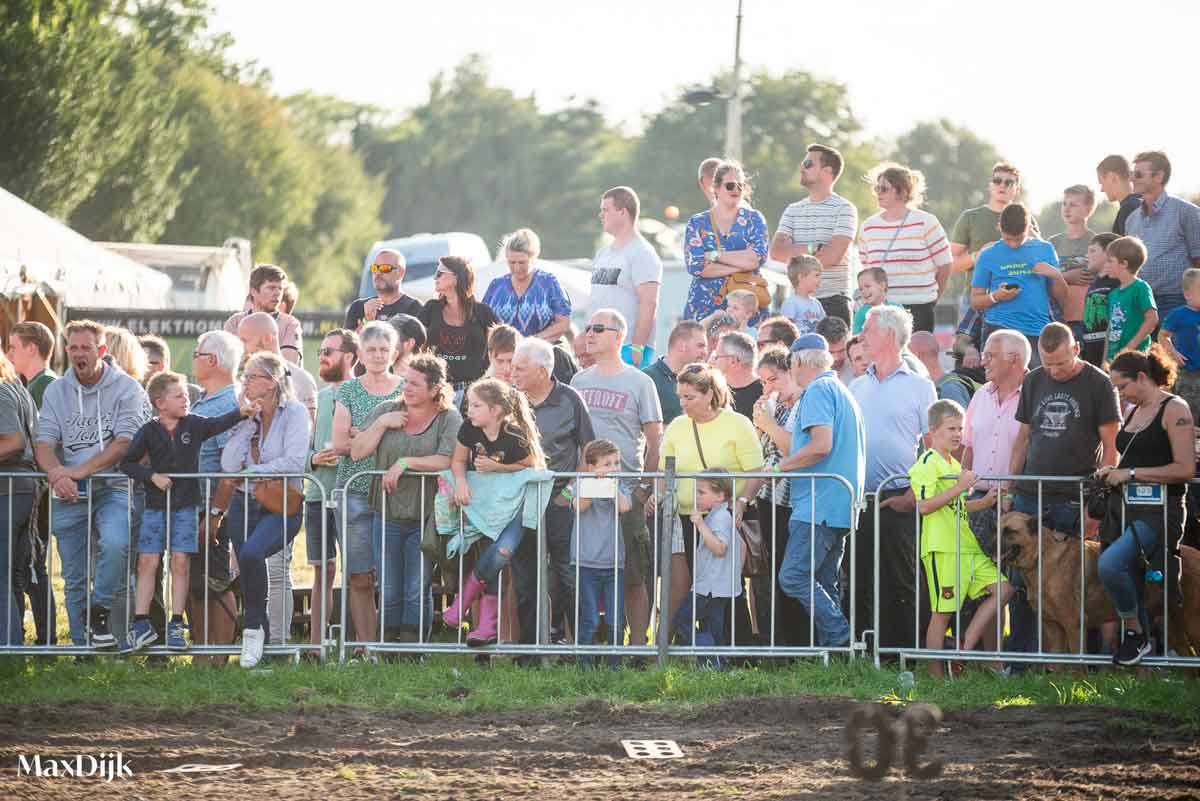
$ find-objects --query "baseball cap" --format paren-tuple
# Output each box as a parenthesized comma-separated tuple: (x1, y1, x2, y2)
(789, 333, 828, 354)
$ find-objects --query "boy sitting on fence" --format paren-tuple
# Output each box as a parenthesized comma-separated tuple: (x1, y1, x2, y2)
(909, 399, 1013, 677)
(119, 371, 255, 652)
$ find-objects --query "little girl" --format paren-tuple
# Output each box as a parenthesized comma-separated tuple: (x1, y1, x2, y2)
(570, 440, 630, 668)
(444, 377, 545, 646)
(671, 470, 741, 668)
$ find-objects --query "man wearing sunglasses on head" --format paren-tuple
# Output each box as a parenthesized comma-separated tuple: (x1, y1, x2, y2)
(224, 264, 304, 367)
(345, 249, 423, 333)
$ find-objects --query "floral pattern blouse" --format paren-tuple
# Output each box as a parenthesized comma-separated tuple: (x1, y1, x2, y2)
(683, 206, 769, 324)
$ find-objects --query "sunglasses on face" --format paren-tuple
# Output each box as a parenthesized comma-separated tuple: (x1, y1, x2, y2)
(874, 183, 892, 194)
(722, 181, 744, 192)
(1132, 169, 1159, 180)
(434, 269, 454, 278)
(370, 263, 398, 274)
(802, 158, 815, 169)
(991, 176, 1017, 188)
(192, 351, 215, 361)
(318, 347, 345, 357)
(586, 324, 619, 335)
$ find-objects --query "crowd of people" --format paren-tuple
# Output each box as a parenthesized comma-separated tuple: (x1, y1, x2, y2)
(1, 145, 1198, 672)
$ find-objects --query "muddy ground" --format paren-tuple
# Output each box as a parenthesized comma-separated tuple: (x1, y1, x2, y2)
(0, 696, 1197, 800)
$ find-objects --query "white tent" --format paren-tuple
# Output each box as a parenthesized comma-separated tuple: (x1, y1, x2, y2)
(0, 186, 171, 310)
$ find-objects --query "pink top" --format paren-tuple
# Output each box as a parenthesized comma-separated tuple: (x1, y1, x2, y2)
(963, 382, 1023, 489)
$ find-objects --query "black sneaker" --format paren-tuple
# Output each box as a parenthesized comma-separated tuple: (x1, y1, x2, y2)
(1113, 629, 1152, 666)
(89, 606, 116, 650)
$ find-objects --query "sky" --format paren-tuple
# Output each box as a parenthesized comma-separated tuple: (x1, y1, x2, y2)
(211, 0, 1200, 209)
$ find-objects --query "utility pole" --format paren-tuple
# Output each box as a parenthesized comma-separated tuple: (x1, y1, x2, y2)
(724, 0, 744, 161)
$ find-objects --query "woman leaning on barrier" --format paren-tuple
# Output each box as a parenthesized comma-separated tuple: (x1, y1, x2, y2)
(219, 352, 311, 669)
(0, 350, 39, 645)
(1097, 345, 1194, 667)
(350, 353, 462, 648)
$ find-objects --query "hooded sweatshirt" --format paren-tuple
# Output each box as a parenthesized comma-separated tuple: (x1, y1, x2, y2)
(37, 362, 152, 488)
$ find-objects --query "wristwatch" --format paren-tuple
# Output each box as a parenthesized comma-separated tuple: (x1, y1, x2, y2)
(736, 496, 751, 506)
(207, 506, 226, 518)
(1130, 468, 1137, 481)
(705, 249, 721, 263)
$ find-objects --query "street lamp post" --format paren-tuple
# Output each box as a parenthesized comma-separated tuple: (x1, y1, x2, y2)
(724, 0, 744, 162)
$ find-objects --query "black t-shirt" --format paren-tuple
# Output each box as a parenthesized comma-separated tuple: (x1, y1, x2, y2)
(1081, 276, 1119, 367)
(729, 378, 763, 421)
(457, 420, 531, 469)
(345, 294, 423, 331)
(420, 299, 500, 386)
(1113, 194, 1143, 236)
(1015, 362, 1120, 499)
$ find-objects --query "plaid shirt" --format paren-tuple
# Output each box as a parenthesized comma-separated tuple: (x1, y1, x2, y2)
(1124, 191, 1200, 294)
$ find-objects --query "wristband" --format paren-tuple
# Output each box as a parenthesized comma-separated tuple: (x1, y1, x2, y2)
(560, 486, 574, 502)
(629, 344, 645, 354)
(395, 458, 409, 472)
(988, 292, 997, 305)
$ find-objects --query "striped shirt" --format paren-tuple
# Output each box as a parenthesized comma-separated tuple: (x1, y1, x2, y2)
(1124, 191, 1200, 294)
(858, 209, 952, 305)
(776, 193, 859, 298)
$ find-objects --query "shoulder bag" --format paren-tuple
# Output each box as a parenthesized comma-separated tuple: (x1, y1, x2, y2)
(249, 422, 303, 517)
(691, 419, 768, 577)
(710, 210, 771, 310)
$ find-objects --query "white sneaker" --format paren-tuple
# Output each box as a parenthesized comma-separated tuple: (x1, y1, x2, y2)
(241, 626, 265, 669)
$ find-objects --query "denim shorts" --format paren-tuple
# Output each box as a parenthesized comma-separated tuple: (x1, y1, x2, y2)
(337, 493, 379, 576)
(305, 500, 340, 565)
(138, 505, 200, 554)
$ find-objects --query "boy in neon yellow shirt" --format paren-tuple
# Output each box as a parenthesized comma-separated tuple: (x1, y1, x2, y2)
(909, 399, 1013, 676)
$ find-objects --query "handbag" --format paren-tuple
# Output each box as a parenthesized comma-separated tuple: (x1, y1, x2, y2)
(691, 420, 769, 577)
(249, 429, 302, 516)
(709, 210, 771, 310)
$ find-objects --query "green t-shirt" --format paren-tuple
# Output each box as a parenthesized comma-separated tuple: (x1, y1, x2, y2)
(335, 377, 405, 494)
(852, 300, 906, 334)
(908, 449, 985, 557)
(951, 206, 1002, 260)
(25, 368, 56, 410)
(1106, 278, 1156, 360)
(305, 386, 338, 501)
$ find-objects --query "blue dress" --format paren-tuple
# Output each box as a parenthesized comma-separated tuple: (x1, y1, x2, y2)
(482, 269, 572, 337)
(683, 206, 769, 325)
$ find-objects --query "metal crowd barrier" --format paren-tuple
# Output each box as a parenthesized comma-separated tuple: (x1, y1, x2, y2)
(0, 471, 329, 661)
(870, 472, 1200, 671)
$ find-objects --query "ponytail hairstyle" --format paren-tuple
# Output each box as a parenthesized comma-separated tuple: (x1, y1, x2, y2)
(1110, 343, 1178, 389)
(468, 376, 546, 468)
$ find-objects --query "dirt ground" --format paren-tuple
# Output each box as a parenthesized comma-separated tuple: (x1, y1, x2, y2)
(0, 696, 1197, 800)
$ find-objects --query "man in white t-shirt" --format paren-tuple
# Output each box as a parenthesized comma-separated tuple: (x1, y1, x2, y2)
(589, 186, 663, 368)
(770, 144, 859, 326)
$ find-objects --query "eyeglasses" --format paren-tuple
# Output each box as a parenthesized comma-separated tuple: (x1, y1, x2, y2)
(722, 181, 744, 192)
(318, 347, 346, 357)
(874, 183, 893, 194)
(714, 352, 735, 361)
(192, 351, 215, 361)
(245, 371, 274, 383)
(991, 176, 1017, 188)
(585, 323, 619, 335)
(370, 263, 399, 274)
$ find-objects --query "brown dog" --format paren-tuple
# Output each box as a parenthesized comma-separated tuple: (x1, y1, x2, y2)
(998, 511, 1200, 659)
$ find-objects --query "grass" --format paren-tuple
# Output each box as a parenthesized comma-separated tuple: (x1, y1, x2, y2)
(2, 655, 1197, 730)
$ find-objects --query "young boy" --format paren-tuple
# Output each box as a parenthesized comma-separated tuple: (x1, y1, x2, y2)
(725, 289, 760, 338)
(1105, 236, 1158, 364)
(1080, 232, 1121, 367)
(779, 254, 825, 335)
(909, 400, 1012, 677)
(569, 439, 630, 668)
(1159, 267, 1200, 422)
(670, 470, 740, 669)
(120, 371, 255, 652)
(852, 266, 904, 334)
(1050, 185, 1097, 339)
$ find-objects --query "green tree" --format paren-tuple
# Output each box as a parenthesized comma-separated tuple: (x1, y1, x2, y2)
(890, 119, 1007, 231)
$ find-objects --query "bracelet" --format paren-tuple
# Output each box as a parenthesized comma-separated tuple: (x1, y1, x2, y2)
(988, 292, 997, 305)
(395, 458, 409, 471)
(560, 486, 574, 502)
(629, 344, 645, 354)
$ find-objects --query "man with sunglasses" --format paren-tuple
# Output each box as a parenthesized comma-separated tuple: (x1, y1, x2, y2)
(1124, 151, 1200, 322)
(770, 144, 859, 325)
(223, 264, 304, 367)
(345, 249, 422, 333)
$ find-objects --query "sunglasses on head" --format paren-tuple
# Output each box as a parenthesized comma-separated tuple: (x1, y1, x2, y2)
(723, 181, 744, 192)
(991, 176, 1017, 188)
(586, 323, 618, 335)
(683, 364, 707, 375)
(370, 263, 398, 274)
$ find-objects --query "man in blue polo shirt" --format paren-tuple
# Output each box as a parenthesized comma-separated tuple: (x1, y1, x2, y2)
(775, 333, 864, 647)
(970, 203, 1067, 369)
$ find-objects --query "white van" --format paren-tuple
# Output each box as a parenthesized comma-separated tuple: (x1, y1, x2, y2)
(359, 233, 491, 302)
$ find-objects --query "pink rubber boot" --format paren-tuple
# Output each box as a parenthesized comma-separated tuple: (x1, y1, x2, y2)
(442, 572, 484, 629)
(467, 593, 499, 647)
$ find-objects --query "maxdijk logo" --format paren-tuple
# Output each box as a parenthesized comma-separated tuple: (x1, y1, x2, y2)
(17, 752, 133, 781)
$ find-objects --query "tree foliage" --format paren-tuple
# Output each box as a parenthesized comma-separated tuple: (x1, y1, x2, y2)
(890, 119, 1007, 230)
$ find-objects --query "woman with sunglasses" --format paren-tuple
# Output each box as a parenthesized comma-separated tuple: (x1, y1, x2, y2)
(683, 161, 769, 326)
(220, 352, 310, 668)
(857, 162, 953, 333)
(419, 256, 501, 403)
(482, 228, 572, 342)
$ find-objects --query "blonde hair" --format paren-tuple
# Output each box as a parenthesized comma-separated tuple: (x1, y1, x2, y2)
(928, 399, 965, 431)
(787, 254, 821, 287)
(675, 362, 731, 412)
(468, 377, 546, 468)
(0, 350, 18, 384)
(104, 327, 149, 384)
(501, 227, 542, 260)
(1182, 268, 1200, 294)
(146, 370, 186, 407)
(865, 161, 927, 208)
(726, 289, 758, 314)
(244, 352, 295, 407)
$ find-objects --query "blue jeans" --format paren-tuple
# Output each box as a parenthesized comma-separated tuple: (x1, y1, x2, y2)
(1, 493, 34, 645)
(372, 515, 431, 636)
(1098, 518, 1160, 632)
(51, 484, 133, 645)
(226, 493, 302, 631)
(1008, 494, 1081, 654)
(672, 593, 731, 667)
(473, 512, 526, 596)
(779, 516, 850, 646)
(576, 565, 623, 668)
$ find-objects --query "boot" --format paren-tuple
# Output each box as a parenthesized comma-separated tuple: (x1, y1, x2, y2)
(467, 593, 498, 647)
(442, 572, 485, 629)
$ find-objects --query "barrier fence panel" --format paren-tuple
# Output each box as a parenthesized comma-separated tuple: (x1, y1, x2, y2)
(0, 471, 329, 660)
(870, 472, 1200, 670)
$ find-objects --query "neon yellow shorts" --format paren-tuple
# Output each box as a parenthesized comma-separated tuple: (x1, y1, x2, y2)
(922, 550, 1005, 613)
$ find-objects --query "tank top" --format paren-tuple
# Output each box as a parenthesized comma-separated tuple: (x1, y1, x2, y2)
(1116, 394, 1185, 497)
